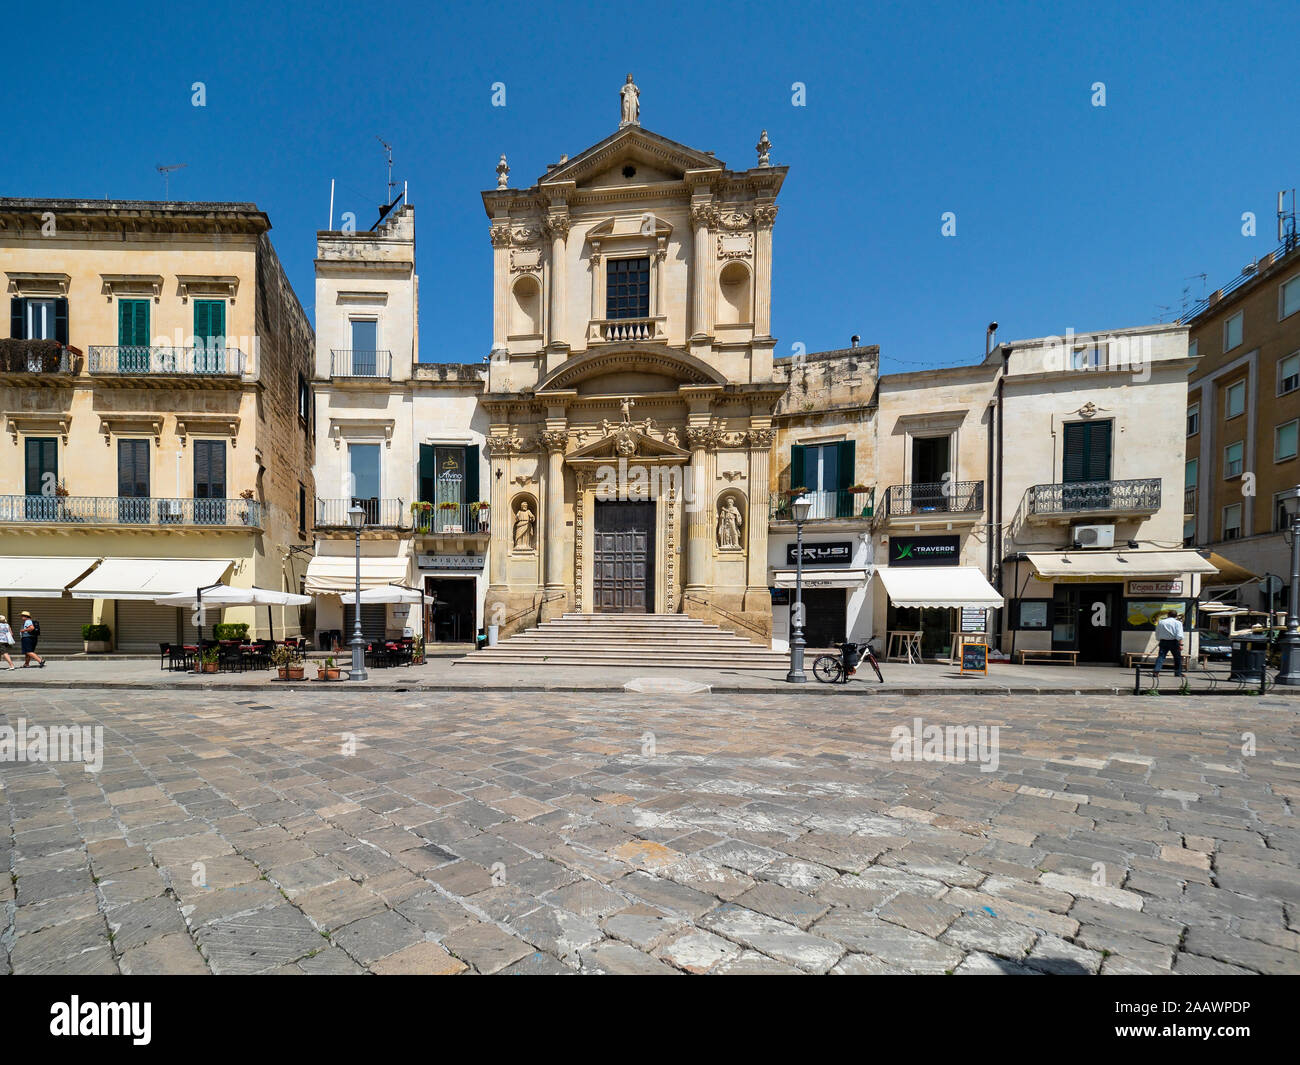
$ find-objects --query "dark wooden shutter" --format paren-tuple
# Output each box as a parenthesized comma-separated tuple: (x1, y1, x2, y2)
(835, 440, 856, 517)
(118, 440, 149, 497)
(54, 298, 68, 345)
(195, 441, 227, 499)
(1063, 421, 1112, 483)
(418, 444, 435, 502)
(194, 441, 209, 499)
(464, 444, 479, 505)
(11, 297, 25, 340)
(25, 438, 56, 496)
(789, 444, 806, 493)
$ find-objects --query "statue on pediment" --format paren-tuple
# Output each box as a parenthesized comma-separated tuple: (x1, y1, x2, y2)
(620, 74, 640, 128)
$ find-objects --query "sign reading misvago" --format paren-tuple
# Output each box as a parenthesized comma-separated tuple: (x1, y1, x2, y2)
(479, 76, 786, 639)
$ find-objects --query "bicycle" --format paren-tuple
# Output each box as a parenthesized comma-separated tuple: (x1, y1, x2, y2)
(813, 640, 883, 684)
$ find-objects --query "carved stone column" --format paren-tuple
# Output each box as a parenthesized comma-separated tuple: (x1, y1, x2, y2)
(485, 435, 510, 588)
(745, 427, 774, 602)
(489, 223, 511, 356)
(540, 429, 569, 594)
(753, 204, 777, 338)
(546, 212, 569, 348)
(689, 203, 714, 338)
(684, 425, 716, 593)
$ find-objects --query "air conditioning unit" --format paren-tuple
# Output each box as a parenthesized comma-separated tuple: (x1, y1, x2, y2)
(1072, 523, 1115, 548)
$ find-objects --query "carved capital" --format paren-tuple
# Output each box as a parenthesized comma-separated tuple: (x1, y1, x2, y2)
(753, 204, 778, 228)
(690, 203, 719, 229)
(685, 426, 720, 451)
(746, 428, 775, 448)
(489, 223, 512, 248)
(543, 213, 571, 241)
(540, 429, 569, 454)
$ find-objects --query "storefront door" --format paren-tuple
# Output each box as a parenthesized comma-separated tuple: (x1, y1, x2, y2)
(887, 603, 954, 659)
(427, 577, 476, 643)
(1052, 583, 1122, 662)
(799, 588, 846, 649)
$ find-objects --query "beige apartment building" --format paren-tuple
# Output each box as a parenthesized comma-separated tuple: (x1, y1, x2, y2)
(0, 198, 314, 652)
(1184, 236, 1300, 612)
(306, 205, 489, 648)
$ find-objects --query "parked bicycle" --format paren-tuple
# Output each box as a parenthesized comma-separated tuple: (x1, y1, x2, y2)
(813, 640, 883, 684)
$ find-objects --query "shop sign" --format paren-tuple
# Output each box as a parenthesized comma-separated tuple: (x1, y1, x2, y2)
(888, 535, 960, 567)
(1127, 579, 1183, 596)
(961, 607, 987, 632)
(786, 541, 853, 567)
(418, 554, 483, 570)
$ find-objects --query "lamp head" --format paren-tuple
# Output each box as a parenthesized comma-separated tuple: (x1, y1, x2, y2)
(791, 495, 813, 523)
(347, 504, 366, 530)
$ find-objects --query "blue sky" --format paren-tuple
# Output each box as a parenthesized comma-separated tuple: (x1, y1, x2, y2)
(5, 0, 1297, 367)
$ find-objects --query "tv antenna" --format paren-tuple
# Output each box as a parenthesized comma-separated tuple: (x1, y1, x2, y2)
(370, 136, 405, 230)
(377, 137, 396, 204)
(1279, 189, 1298, 248)
(157, 163, 187, 201)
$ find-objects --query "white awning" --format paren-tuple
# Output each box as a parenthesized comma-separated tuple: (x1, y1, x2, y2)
(69, 558, 233, 600)
(771, 568, 869, 590)
(877, 566, 1004, 608)
(305, 555, 410, 594)
(340, 584, 431, 605)
(0, 556, 101, 598)
(154, 585, 311, 607)
(1025, 550, 1218, 580)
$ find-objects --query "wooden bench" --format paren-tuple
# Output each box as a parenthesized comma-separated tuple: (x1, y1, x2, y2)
(1016, 649, 1079, 666)
(1122, 652, 1157, 669)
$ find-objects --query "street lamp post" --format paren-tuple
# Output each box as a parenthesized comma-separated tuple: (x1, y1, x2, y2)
(1277, 485, 1300, 686)
(786, 494, 812, 683)
(348, 504, 368, 682)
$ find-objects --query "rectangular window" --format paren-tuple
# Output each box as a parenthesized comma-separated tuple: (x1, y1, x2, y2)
(1276, 419, 1299, 462)
(1187, 402, 1200, 436)
(348, 443, 381, 522)
(1224, 441, 1244, 479)
(193, 440, 227, 525)
(9, 297, 67, 344)
(1183, 518, 1194, 546)
(790, 440, 857, 518)
(1276, 494, 1292, 533)
(1062, 420, 1112, 482)
(299, 484, 307, 534)
(1279, 352, 1300, 396)
(606, 257, 650, 320)
(1281, 275, 1300, 320)
(349, 320, 378, 376)
(118, 299, 151, 373)
(1224, 310, 1243, 352)
(1188, 338, 1199, 359)
(1071, 345, 1103, 369)
(193, 300, 226, 373)
(1222, 503, 1242, 540)
(117, 439, 151, 524)
(23, 437, 58, 520)
(1225, 379, 1246, 419)
(1185, 457, 1198, 488)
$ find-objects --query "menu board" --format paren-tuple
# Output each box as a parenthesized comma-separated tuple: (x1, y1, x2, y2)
(960, 641, 988, 675)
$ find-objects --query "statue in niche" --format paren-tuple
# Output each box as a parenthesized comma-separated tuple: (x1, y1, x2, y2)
(717, 495, 744, 550)
(512, 499, 537, 551)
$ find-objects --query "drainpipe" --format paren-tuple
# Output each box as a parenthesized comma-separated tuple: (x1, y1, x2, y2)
(994, 338, 1011, 650)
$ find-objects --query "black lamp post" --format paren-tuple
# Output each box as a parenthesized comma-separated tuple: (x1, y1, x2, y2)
(348, 504, 368, 681)
(1277, 485, 1300, 686)
(786, 494, 812, 683)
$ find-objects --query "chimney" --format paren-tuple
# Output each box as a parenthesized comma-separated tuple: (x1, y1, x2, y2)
(850, 335, 860, 348)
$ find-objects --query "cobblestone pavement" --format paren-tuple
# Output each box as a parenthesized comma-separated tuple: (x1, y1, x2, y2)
(2, 688, 1297, 975)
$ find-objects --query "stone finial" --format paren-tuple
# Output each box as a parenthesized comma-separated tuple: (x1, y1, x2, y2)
(756, 130, 772, 167)
(496, 154, 509, 189)
(620, 74, 640, 128)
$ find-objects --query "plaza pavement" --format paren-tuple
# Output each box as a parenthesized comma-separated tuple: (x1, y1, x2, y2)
(1, 685, 1297, 975)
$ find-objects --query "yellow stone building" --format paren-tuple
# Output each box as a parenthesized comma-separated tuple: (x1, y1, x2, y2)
(0, 198, 315, 652)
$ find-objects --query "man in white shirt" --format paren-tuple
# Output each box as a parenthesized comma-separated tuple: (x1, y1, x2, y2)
(1151, 610, 1185, 678)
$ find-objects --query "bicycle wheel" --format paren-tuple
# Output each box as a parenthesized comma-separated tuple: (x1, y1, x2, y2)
(812, 655, 843, 683)
(867, 655, 883, 682)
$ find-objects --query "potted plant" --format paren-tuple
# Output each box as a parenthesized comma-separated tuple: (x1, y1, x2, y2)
(272, 643, 305, 681)
(81, 623, 112, 654)
(469, 501, 490, 530)
(316, 656, 342, 681)
(198, 646, 221, 674)
(411, 636, 425, 665)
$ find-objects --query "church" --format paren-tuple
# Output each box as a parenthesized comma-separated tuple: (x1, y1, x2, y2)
(480, 77, 787, 639)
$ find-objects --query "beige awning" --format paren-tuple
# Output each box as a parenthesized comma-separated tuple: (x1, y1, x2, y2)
(1199, 551, 1259, 585)
(0, 556, 101, 598)
(771, 568, 869, 590)
(1025, 549, 1218, 580)
(69, 558, 233, 600)
(877, 566, 1003, 608)
(305, 555, 410, 594)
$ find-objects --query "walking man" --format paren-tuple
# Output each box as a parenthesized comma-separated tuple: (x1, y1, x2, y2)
(19, 610, 44, 668)
(1150, 608, 1184, 684)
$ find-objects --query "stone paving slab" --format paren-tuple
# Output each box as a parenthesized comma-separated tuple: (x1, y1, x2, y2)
(1, 686, 1297, 974)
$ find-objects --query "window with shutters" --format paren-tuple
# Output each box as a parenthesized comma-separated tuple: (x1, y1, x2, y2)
(789, 440, 856, 519)
(117, 300, 151, 373)
(1061, 420, 1113, 509)
(418, 443, 479, 531)
(117, 439, 150, 524)
(1225, 379, 1246, 419)
(193, 300, 226, 372)
(1187, 402, 1200, 436)
(1278, 352, 1299, 396)
(23, 437, 58, 520)
(606, 257, 650, 319)
(1224, 440, 1244, 479)
(1276, 419, 1299, 462)
(193, 440, 227, 524)
(10, 298, 69, 356)
(1224, 311, 1243, 352)
(1222, 503, 1242, 540)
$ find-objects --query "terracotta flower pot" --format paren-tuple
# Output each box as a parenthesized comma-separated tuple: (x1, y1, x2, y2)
(317, 668, 342, 681)
(201, 661, 219, 674)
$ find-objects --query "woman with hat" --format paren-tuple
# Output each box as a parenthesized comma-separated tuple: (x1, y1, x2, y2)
(19, 610, 44, 668)
(0, 615, 14, 670)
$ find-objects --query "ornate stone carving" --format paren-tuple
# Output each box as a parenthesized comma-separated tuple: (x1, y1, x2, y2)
(716, 210, 753, 231)
(484, 430, 535, 455)
(511, 499, 537, 551)
(511, 226, 541, 246)
(619, 73, 640, 127)
(690, 203, 719, 228)
(753, 204, 778, 228)
(543, 213, 571, 241)
(717, 233, 754, 259)
(746, 428, 775, 448)
(496, 154, 509, 189)
(720, 470, 745, 482)
(718, 430, 748, 448)
(756, 129, 772, 167)
(540, 429, 569, 453)
(685, 425, 720, 450)
(717, 493, 745, 551)
(489, 223, 512, 248)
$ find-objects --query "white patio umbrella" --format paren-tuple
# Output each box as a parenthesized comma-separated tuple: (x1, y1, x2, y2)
(154, 584, 311, 642)
(338, 584, 431, 644)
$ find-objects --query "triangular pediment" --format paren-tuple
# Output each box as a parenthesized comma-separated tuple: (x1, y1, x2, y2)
(566, 423, 690, 465)
(539, 126, 724, 188)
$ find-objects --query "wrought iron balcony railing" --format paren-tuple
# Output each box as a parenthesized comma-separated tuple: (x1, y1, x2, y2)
(1027, 477, 1162, 516)
(883, 480, 984, 517)
(770, 488, 874, 522)
(88, 346, 246, 376)
(330, 349, 393, 378)
(1184, 484, 1197, 516)
(412, 502, 491, 535)
(0, 495, 262, 528)
(316, 497, 406, 528)
(0, 341, 81, 375)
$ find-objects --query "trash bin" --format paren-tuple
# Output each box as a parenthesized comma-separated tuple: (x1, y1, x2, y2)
(1228, 634, 1268, 681)
(487, 624, 499, 647)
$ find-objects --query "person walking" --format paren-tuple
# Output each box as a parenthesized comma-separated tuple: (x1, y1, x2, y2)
(0, 614, 15, 670)
(19, 610, 45, 668)
(1150, 609, 1184, 685)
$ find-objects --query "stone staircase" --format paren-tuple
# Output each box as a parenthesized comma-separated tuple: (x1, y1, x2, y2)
(456, 612, 788, 670)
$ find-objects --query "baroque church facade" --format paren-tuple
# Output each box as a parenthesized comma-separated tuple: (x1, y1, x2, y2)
(481, 78, 786, 638)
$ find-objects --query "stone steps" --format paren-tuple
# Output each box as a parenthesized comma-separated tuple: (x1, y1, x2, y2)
(458, 612, 787, 669)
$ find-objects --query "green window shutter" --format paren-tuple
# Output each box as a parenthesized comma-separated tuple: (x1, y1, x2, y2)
(1064, 421, 1112, 483)
(194, 300, 225, 342)
(1063, 423, 1086, 482)
(789, 444, 806, 494)
(1085, 422, 1112, 481)
(119, 300, 149, 346)
(464, 444, 479, 505)
(54, 298, 68, 345)
(10, 297, 23, 339)
(118, 300, 131, 345)
(194, 300, 208, 341)
(836, 440, 856, 491)
(418, 444, 435, 502)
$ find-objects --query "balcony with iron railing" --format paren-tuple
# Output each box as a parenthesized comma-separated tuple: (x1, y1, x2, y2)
(412, 502, 491, 537)
(0, 340, 82, 378)
(881, 481, 985, 523)
(1025, 478, 1162, 523)
(330, 349, 393, 379)
(0, 495, 262, 528)
(770, 488, 875, 523)
(315, 497, 406, 529)
(1184, 484, 1197, 518)
(88, 346, 246, 377)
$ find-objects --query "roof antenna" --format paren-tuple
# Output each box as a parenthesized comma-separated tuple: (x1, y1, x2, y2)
(156, 163, 187, 201)
(370, 137, 405, 231)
